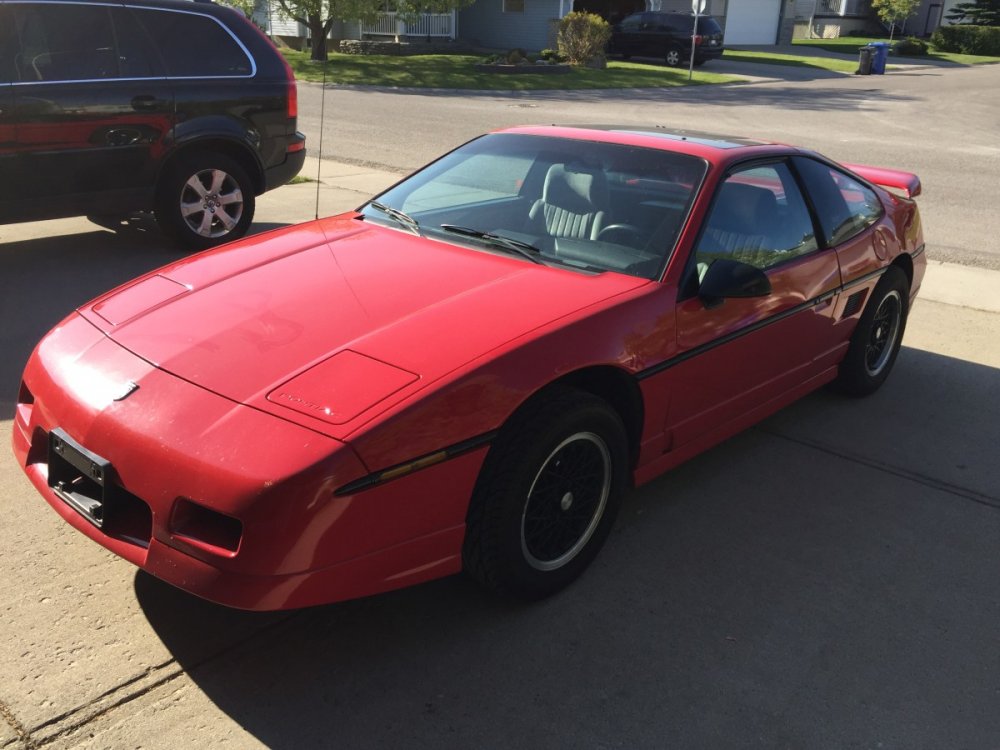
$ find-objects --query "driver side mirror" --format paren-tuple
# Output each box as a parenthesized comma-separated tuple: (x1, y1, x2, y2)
(698, 258, 772, 307)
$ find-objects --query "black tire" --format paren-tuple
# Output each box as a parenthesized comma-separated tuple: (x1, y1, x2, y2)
(155, 152, 255, 250)
(463, 387, 628, 599)
(665, 47, 683, 67)
(832, 265, 909, 396)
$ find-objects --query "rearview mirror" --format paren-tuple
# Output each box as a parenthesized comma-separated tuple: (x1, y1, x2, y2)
(698, 258, 771, 306)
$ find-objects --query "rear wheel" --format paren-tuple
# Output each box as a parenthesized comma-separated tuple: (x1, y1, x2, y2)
(463, 387, 628, 599)
(833, 265, 909, 396)
(155, 152, 255, 250)
(665, 47, 683, 66)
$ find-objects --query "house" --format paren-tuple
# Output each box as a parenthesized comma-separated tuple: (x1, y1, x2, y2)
(247, 0, 960, 56)
(792, 0, 965, 38)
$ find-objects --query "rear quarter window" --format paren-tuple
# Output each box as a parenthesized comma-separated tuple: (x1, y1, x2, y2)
(133, 9, 253, 77)
(793, 157, 883, 246)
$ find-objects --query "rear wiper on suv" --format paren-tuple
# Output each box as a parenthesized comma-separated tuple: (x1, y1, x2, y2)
(366, 201, 420, 235)
(439, 225, 544, 265)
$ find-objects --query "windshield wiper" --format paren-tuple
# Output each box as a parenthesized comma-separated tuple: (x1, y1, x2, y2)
(439, 225, 544, 265)
(366, 201, 420, 235)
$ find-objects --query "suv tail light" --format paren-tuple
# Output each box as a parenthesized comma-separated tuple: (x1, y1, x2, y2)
(694, 34, 703, 46)
(279, 55, 298, 119)
(288, 78, 298, 119)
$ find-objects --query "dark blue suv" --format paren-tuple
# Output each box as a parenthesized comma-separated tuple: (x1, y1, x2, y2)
(0, 0, 305, 248)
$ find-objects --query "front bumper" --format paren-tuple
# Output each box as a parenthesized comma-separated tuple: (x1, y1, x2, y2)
(12, 313, 483, 610)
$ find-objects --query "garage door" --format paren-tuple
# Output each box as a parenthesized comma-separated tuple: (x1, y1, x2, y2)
(723, 0, 781, 45)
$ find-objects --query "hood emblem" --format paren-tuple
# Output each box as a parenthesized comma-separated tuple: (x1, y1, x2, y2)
(112, 381, 140, 401)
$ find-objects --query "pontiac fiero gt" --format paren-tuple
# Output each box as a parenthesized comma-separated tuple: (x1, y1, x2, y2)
(13, 126, 925, 610)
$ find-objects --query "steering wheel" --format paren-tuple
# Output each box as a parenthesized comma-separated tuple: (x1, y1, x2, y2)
(597, 224, 644, 246)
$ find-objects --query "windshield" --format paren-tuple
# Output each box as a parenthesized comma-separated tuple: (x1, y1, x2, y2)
(359, 133, 707, 280)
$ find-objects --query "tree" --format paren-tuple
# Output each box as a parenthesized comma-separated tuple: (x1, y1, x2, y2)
(945, 0, 1000, 25)
(272, 0, 476, 61)
(871, 0, 920, 41)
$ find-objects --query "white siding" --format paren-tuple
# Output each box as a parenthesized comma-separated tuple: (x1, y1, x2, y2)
(459, 0, 564, 51)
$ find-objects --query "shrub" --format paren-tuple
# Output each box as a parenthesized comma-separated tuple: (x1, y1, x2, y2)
(539, 48, 566, 63)
(894, 36, 929, 55)
(931, 24, 1000, 55)
(506, 47, 528, 64)
(557, 11, 612, 66)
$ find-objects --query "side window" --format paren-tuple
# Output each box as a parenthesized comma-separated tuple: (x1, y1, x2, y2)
(401, 153, 533, 214)
(695, 163, 819, 272)
(793, 157, 883, 246)
(620, 14, 642, 30)
(0, 8, 16, 83)
(111, 9, 158, 79)
(13, 5, 119, 82)
(133, 10, 252, 77)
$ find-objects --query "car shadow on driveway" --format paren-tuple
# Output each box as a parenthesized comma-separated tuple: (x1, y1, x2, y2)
(344, 81, 918, 112)
(0, 221, 289, 414)
(134, 345, 1000, 749)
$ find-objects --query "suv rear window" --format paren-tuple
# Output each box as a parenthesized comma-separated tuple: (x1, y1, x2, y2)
(696, 17, 722, 34)
(133, 8, 253, 77)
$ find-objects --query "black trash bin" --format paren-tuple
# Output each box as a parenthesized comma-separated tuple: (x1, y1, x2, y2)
(856, 46, 873, 75)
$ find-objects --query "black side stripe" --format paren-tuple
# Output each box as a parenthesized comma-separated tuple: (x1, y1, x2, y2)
(636, 267, 887, 382)
(912, 244, 926, 259)
(335, 430, 498, 496)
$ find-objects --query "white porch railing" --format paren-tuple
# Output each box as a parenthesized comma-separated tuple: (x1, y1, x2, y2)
(816, 0, 871, 16)
(361, 12, 455, 39)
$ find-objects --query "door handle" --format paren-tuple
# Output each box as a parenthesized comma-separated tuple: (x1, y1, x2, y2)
(131, 95, 165, 112)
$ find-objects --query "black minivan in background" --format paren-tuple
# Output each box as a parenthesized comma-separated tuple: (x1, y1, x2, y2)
(0, 0, 305, 249)
(609, 12, 725, 68)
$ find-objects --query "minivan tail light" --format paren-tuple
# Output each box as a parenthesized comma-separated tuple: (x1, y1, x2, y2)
(694, 34, 703, 46)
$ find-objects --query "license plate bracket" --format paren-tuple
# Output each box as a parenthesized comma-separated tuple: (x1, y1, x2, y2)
(48, 429, 112, 528)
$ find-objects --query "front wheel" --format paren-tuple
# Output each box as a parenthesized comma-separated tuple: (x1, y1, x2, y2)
(155, 152, 255, 250)
(833, 265, 909, 396)
(463, 387, 628, 599)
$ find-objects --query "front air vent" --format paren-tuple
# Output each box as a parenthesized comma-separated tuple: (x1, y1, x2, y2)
(842, 290, 868, 319)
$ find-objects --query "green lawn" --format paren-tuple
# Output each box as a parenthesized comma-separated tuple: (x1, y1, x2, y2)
(282, 49, 741, 90)
(794, 36, 1000, 65)
(723, 48, 860, 73)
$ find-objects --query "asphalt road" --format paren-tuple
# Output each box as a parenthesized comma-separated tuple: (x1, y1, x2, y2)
(2, 60, 1000, 749)
(298, 59, 1000, 269)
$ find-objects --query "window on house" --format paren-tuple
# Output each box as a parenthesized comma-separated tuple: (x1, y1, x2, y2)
(503, 0, 526, 13)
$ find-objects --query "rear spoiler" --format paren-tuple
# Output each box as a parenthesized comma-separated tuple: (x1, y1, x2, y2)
(842, 163, 922, 198)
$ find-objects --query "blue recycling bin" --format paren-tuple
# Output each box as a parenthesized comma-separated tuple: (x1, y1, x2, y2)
(868, 42, 890, 74)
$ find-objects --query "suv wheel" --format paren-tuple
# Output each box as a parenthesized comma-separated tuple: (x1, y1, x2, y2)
(665, 47, 682, 67)
(156, 152, 255, 250)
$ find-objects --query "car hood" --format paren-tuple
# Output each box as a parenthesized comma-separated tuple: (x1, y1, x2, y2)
(80, 216, 649, 436)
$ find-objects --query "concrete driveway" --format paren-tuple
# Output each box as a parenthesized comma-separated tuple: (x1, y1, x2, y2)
(2, 65, 1000, 748)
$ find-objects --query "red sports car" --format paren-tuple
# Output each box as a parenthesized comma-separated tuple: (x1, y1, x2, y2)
(12, 126, 925, 610)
